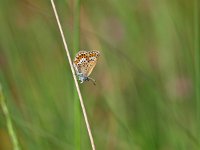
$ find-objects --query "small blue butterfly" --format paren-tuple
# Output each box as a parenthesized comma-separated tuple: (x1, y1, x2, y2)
(73, 50, 100, 84)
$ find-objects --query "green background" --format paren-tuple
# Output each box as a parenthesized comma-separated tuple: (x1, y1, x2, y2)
(0, 0, 199, 149)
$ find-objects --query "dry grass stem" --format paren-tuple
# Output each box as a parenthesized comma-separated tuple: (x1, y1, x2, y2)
(50, 1, 96, 150)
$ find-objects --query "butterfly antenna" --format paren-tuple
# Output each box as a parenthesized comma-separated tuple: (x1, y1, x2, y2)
(88, 77, 96, 85)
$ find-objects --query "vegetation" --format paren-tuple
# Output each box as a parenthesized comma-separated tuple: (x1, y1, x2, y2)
(0, 0, 199, 149)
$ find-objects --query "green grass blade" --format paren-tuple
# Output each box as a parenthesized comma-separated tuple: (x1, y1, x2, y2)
(0, 84, 21, 150)
(194, 0, 200, 144)
(73, 0, 81, 149)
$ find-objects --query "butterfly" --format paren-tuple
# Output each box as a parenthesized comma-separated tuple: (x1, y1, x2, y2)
(73, 50, 100, 84)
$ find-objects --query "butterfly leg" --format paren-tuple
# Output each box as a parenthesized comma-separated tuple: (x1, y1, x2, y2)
(88, 77, 96, 85)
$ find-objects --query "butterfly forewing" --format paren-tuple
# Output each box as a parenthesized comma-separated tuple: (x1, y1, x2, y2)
(73, 51, 88, 74)
(85, 51, 100, 76)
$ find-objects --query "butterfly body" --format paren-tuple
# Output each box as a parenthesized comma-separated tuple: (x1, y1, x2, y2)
(73, 50, 100, 84)
(76, 72, 89, 83)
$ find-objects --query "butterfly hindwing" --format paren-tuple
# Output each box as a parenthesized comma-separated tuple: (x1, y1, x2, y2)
(85, 51, 100, 76)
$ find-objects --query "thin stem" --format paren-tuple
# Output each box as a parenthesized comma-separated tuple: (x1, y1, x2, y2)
(73, 0, 81, 149)
(194, 0, 200, 142)
(0, 84, 21, 150)
(73, 0, 80, 50)
(50, 1, 96, 150)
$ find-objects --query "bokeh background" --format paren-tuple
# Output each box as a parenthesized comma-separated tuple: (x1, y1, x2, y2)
(0, 0, 199, 150)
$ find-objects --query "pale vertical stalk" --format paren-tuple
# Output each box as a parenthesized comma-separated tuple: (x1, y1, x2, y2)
(0, 85, 21, 150)
(50, 1, 96, 150)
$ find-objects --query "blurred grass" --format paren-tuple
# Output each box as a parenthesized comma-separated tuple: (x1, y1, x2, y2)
(0, 84, 21, 150)
(72, 0, 81, 149)
(0, 0, 199, 150)
(194, 0, 200, 145)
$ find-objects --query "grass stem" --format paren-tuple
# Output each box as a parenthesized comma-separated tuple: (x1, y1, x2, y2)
(73, 0, 81, 149)
(0, 84, 21, 150)
(50, 1, 96, 149)
(194, 0, 200, 144)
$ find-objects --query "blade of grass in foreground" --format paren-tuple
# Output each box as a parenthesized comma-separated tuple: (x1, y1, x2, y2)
(73, 0, 81, 149)
(50, 1, 96, 149)
(0, 84, 21, 150)
(194, 0, 200, 145)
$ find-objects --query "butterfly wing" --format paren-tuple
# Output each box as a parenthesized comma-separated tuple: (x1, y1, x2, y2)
(85, 50, 100, 76)
(73, 51, 88, 74)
